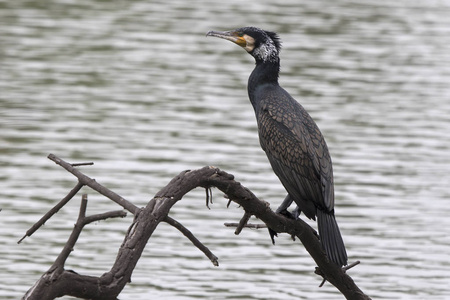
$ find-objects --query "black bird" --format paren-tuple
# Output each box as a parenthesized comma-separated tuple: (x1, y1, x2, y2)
(206, 27, 347, 267)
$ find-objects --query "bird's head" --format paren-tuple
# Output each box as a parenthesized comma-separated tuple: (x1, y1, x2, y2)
(206, 26, 281, 63)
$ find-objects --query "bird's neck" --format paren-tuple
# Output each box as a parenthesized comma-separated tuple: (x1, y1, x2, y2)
(248, 59, 280, 107)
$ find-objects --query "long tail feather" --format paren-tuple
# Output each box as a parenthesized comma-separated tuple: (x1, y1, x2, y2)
(317, 209, 348, 266)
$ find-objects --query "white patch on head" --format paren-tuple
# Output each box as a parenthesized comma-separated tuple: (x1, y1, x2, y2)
(252, 40, 278, 62)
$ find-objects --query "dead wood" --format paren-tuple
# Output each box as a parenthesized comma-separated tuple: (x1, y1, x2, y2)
(21, 154, 371, 300)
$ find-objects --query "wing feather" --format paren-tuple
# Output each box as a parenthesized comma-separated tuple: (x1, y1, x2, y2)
(256, 86, 334, 212)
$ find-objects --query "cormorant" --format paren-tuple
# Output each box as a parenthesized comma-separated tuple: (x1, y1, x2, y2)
(206, 27, 348, 267)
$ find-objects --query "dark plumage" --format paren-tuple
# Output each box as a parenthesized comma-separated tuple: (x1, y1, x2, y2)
(207, 27, 347, 267)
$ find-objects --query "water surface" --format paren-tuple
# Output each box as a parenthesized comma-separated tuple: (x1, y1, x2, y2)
(1, 0, 450, 299)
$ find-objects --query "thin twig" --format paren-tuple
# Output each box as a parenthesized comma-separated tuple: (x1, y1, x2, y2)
(224, 222, 267, 229)
(71, 162, 94, 167)
(318, 261, 361, 287)
(164, 216, 219, 266)
(83, 210, 127, 225)
(52, 195, 127, 270)
(234, 212, 252, 235)
(18, 181, 84, 244)
(318, 277, 327, 287)
(205, 187, 213, 209)
(47, 154, 138, 214)
(343, 260, 360, 272)
(52, 194, 89, 269)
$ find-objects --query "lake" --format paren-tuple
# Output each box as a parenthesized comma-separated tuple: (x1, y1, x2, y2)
(1, 0, 450, 299)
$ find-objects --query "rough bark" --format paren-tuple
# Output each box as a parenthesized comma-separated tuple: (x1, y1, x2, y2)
(21, 154, 371, 300)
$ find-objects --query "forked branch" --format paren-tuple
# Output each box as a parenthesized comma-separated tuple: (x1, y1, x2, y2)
(22, 155, 370, 300)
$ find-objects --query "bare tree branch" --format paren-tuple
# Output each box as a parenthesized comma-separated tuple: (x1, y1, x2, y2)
(234, 211, 252, 235)
(83, 210, 127, 225)
(52, 194, 89, 269)
(224, 222, 267, 229)
(205, 169, 370, 299)
(164, 216, 219, 266)
(18, 181, 84, 243)
(24, 194, 128, 300)
(47, 153, 138, 214)
(22, 155, 371, 300)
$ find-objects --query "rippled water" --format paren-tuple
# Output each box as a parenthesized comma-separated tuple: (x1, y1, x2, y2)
(2, 0, 450, 299)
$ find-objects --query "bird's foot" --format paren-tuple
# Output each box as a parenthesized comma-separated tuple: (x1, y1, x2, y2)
(275, 207, 299, 220)
(268, 207, 300, 244)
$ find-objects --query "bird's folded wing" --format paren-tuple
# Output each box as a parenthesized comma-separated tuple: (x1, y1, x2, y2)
(260, 101, 335, 211)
